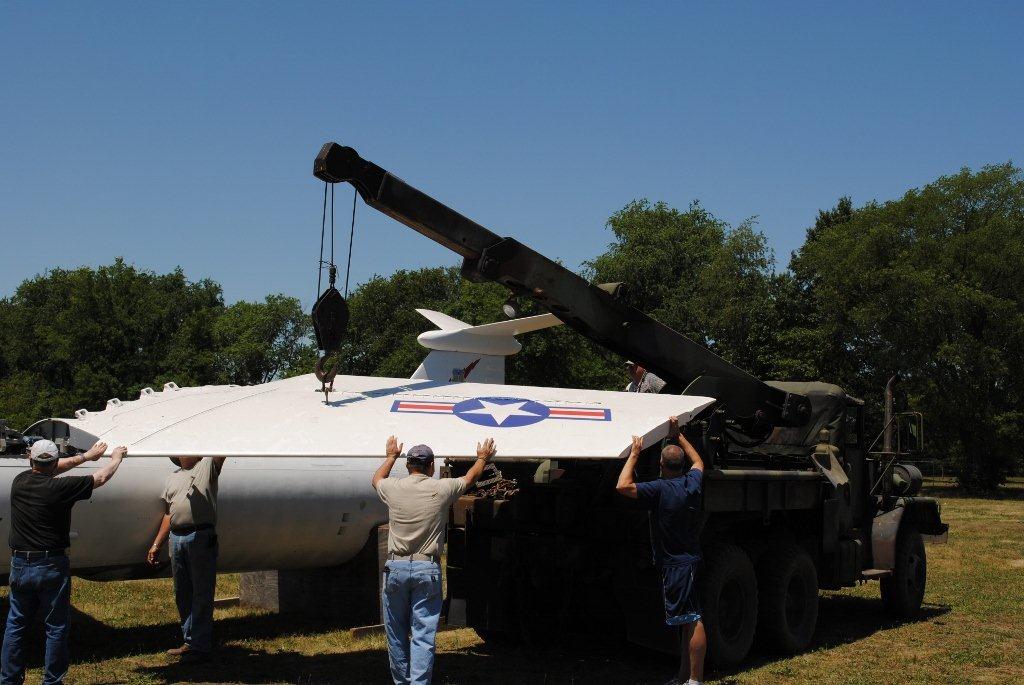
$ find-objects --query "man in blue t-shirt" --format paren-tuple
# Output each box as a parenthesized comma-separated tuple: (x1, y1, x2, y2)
(616, 416, 706, 685)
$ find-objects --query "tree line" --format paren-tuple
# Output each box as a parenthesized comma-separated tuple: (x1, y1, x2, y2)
(2, 164, 1021, 491)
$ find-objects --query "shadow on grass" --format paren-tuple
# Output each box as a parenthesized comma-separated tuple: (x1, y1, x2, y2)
(710, 593, 951, 683)
(2, 607, 362, 678)
(133, 638, 679, 685)
(3, 592, 951, 684)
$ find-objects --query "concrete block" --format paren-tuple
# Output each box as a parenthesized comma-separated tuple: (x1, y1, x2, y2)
(240, 525, 389, 627)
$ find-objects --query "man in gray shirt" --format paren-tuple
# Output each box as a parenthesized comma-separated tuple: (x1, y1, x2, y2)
(625, 360, 667, 394)
(373, 435, 496, 685)
(147, 456, 226, 661)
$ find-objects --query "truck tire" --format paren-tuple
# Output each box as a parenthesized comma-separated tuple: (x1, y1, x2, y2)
(756, 545, 819, 654)
(880, 524, 927, 618)
(700, 544, 758, 667)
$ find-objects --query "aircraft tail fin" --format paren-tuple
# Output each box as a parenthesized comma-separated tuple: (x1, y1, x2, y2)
(411, 309, 562, 384)
(416, 309, 470, 331)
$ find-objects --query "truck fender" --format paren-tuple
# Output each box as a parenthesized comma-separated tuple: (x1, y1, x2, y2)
(870, 507, 904, 570)
(872, 497, 948, 570)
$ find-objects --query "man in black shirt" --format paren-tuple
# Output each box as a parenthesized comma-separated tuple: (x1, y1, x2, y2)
(1, 438, 126, 685)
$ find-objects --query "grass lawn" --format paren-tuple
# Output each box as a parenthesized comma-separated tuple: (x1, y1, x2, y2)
(2, 479, 1022, 684)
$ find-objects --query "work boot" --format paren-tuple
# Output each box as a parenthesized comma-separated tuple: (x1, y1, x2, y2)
(166, 644, 191, 656)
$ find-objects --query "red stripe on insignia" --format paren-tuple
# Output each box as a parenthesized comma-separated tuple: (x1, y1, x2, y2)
(397, 403, 454, 410)
(549, 408, 606, 417)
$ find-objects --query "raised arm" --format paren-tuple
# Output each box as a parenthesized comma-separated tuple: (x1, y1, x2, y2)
(615, 435, 644, 499)
(372, 436, 403, 489)
(461, 438, 496, 489)
(668, 415, 704, 471)
(91, 446, 126, 488)
(677, 431, 704, 472)
(55, 441, 107, 475)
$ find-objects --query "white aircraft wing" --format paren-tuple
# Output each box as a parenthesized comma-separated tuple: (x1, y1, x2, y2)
(59, 374, 715, 460)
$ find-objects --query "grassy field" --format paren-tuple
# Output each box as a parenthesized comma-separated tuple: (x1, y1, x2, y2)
(2, 479, 1022, 684)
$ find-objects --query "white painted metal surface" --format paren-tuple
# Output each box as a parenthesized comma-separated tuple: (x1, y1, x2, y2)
(62, 374, 713, 460)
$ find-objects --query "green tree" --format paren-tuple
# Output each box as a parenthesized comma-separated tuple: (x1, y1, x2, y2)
(0, 261, 318, 430)
(585, 199, 783, 379)
(213, 294, 315, 385)
(340, 267, 466, 378)
(789, 165, 1024, 491)
(0, 259, 224, 428)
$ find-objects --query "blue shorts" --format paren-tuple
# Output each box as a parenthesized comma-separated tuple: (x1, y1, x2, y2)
(661, 560, 701, 626)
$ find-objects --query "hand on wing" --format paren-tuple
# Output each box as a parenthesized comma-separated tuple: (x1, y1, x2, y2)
(84, 441, 108, 461)
(476, 438, 496, 461)
(668, 416, 680, 438)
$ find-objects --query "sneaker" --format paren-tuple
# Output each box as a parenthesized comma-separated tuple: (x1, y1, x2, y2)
(166, 644, 190, 656)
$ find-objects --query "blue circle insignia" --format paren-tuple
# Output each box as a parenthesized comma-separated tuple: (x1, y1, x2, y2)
(451, 396, 550, 428)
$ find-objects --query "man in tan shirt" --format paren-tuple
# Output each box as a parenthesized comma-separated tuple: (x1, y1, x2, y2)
(147, 456, 226, 661)
(372, 436, 496, 685)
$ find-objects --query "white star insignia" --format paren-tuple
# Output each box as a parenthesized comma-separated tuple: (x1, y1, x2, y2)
(461, 400, 543, 426)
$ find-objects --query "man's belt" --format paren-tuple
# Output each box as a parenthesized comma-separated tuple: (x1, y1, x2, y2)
(12, 549, 66, 560)
(388, 553, 440, 563)
(170, 523, 215, 535)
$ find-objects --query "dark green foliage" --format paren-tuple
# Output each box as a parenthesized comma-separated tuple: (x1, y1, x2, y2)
(339, 267, 465, 378)
(0, 260, 313, 429)
(789, 165, 1024, 492)
(585, 200, 783, 379)
(214, 295, 313, 385)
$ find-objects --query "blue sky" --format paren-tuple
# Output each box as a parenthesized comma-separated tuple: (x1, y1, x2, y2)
(2, 3, 1021, 307)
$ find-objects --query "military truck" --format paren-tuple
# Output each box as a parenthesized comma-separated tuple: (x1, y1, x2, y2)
(313, 144, 949, 665)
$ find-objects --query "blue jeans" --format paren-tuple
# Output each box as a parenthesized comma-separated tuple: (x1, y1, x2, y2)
(1, 555, 71, 685)
(382, 560, 442, 685)
(169, 528, 218, 652)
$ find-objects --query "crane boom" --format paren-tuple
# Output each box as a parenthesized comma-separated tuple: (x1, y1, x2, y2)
(313, 143, 810, 429)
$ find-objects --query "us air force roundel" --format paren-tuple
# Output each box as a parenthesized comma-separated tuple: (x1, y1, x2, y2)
(452, 397, 551, 428)
(390, 396, 611, 427)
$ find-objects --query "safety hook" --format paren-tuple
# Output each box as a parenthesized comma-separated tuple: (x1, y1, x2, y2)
(315, 355, 338, 404)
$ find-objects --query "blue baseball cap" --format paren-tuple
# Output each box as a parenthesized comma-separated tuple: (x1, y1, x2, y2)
(406, 444, 435, 466)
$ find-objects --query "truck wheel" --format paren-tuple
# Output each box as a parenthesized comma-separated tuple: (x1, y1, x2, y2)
(756, 545, 819, 654)
(700, 544, 757, 668)
(881, 524, 926, 618)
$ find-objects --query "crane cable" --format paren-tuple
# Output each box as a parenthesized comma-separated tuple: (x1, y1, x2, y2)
(312, 184, 359, 401)
(315, 183, 349, 296)
(344, 188, 357, 297)
(316, 182, 329, 298)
